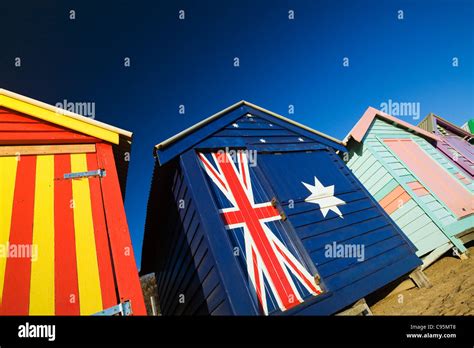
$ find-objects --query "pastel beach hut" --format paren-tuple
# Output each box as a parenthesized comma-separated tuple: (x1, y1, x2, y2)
(417, 113, 473, 177)
(345, 107, 474, 268)
(461, 119, 474, 134)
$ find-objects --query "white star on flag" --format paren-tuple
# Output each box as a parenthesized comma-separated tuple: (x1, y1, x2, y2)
(302, 177, 346, 218)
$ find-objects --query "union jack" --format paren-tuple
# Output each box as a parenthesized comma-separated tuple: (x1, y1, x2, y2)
(198, 150, 322, 315)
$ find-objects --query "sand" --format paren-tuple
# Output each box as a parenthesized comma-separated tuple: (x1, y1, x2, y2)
(370, 245, 474, 315)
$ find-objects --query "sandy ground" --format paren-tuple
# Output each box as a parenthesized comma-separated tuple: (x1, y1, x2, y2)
(370, 245, 474, 315)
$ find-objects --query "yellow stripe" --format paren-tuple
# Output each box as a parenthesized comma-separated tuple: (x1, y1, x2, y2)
(0, 156, 18, 306)
(0, 95, 119, 144)
(29, 155, 55, 315)
(71, 153, 103, 314)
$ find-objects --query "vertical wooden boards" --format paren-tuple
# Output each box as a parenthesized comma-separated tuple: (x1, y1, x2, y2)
(0, 156, 18, 307)
(54, 154, 81, 315)
(87, 153, 117, 310)
(96, 143, 146, 315)
(0, 147, 141, 315)
(0, 155, 36, 315)
(71, 153, 103, 315)
(29, 155, 55, 315)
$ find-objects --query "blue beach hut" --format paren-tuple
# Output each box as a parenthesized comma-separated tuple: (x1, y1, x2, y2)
(140, 101, 422, 315)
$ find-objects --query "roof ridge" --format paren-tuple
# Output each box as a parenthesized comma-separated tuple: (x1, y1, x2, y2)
(156, 101, 344, 150)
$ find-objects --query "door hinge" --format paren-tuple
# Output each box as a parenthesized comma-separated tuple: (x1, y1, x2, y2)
(93, 300, 132, 316)
(64, 169, 106, 180)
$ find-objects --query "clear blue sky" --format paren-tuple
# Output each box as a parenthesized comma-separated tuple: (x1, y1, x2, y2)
(1, 0, 472, 267)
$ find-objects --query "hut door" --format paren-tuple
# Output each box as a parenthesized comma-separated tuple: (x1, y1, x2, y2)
(384, 139, 473, 218)
(0, 147, 118, 315)
(197, 150, 323, 315)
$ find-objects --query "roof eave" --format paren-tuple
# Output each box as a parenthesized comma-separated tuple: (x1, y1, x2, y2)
(346, 107, 441, 144)
(0, 88, 133, 141)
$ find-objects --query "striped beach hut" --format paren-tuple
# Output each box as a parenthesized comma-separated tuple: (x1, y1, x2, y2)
(418, 113, 473, 177)
(140, 101, 421, 316)
(0, 89, 145, 315)
(345, 107, 474, 267)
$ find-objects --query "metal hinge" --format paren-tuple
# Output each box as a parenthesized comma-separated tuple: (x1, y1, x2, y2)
(93, 300, 132, 316)
(64, 169, 106, 180)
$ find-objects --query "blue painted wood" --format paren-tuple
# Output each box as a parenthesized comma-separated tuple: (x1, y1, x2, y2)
(156, 104, 346, 165)
(142, 105, 422, 316)
(179, 149, 259, 314)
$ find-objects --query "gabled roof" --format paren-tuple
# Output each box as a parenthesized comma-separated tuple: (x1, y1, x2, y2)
(0, 88, 133, 198)
(0, 88, 132, 144)
(344, 107, 440, 143)
(418, 113, 473, 139)
(154, 100, 346, 165)
(462, 119, 474, 134)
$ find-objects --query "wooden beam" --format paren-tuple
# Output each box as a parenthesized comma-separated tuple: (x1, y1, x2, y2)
(409, 268, 432, 288)
(336, 298, 373, 316)
(420, 242, 452, 271)
(0, 144, 96, 157)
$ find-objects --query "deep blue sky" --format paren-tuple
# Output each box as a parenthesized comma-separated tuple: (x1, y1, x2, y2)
(1, 0, 472, 268)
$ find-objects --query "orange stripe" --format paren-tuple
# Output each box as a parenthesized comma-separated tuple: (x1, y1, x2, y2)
(378, 185, 412, 215)
(385, 139, 473, 218)
(407, 181, 429, 197)
(54, 154, 80, 315)
(0, 156, 36, 315)
(378, 185, 405, 209)
(383, 192, 411, 215)
(86, 152, 117, 310)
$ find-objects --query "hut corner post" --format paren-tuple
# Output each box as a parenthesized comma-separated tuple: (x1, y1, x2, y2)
(336, 298, 373, 316)
(409, 267, 432, 289)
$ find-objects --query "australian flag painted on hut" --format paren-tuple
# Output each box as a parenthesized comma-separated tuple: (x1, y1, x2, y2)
(140, 101, 421, 315)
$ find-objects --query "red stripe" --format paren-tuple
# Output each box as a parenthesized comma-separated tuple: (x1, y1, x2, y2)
(0, 155, 36, 315)
(252, 247, 263, 313)
(222, 205, 278, 226)
(54, 154, 80, 315)
(274, 242, 320, 295)
(0, 107, 97, 145)
(86, 153, 117, 310)
(199, 153, 227, 189)
(96, 143, 146, 315)
(239, 152, 247, 189)
(215, 151, 297, 310)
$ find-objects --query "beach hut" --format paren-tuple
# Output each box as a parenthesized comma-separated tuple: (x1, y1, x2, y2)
(345, 107, 474, 267)
(140, 101, 422, 316)
(418, 113, 473, 177)
(0, 89, 145, 315)
(461, 119, 474, 134)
